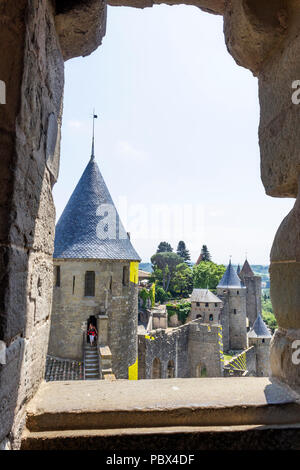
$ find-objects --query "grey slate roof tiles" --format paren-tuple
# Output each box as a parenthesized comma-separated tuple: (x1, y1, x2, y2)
(248, 315, 271, 338)
(191, 289, 222, 304)
(217, 261, 243, 289)
(54, 157, 141, 261)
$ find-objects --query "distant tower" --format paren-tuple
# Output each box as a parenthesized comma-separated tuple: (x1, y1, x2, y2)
(217, 260, 247, 352)
(248, 315, 271, 376)
(239, 259, 262, 329)
(48, 117, 141, 379)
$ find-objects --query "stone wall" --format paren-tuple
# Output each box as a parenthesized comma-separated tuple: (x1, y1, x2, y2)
(138, 320, 223, 379)
(243, 276, 262, 328)
(217, 288, 248, 351)
(48, 259, 138, 379)
(0, 0, 64, 449)
(249, 337, 271, 377)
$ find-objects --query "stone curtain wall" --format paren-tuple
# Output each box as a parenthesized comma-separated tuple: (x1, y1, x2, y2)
(188, 322, 223, 377)
(0, 0, 106, 448)
(49, 259, 138, 379)
(138, 320, 223, 379)
(0, 0, 64, 449)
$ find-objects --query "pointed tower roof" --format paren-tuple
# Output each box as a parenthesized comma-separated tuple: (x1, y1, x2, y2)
(195, 253, 203, 265)
(240, 259, 255, 278)
(53, 157, 141, 261)
(248, 315, 271, 338)
(217, 260, 243, 289)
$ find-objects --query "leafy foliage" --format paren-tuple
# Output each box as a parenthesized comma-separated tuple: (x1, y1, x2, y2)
(192, 261, 226, 289)
(155, 285, 170, 303)
(139, 288, 150, 309)
(166, 301, 191, 325)
(261, 294, 277, 333)
(151, 252, 183, 292)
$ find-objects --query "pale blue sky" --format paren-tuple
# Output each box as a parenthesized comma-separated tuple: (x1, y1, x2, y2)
(53, 5, 294, 265)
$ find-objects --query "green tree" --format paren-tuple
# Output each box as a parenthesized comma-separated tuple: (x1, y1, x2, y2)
(151, 252, 182, 292)
(200, 245, 211, 262)
(192, 261, 226, 289)
(170, 263, 193, 297)
(156, 241, 173, 253)
(176, 241, 191, 262)
(155, 286, 170, 303)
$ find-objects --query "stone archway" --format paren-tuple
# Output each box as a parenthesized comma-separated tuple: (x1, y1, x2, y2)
(152, 357, 162, 379)
(1, 0, 300, 449)
(196, 363, 207, 378)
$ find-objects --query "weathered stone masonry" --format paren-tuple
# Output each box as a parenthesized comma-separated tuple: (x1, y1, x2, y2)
(2, 0, 300, 449)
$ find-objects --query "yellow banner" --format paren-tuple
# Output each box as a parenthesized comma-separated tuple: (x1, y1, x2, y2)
(130, 261, 139, 284)
(128, 357, 138, 380)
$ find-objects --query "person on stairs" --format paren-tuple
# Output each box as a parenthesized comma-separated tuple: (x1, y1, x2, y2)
(88, 323, 98, 346)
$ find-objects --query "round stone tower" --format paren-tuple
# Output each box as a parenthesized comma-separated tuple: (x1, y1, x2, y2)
(48, 140, 140, 379)
(217, 260, 248, 352)
(248, 314, 271, 376)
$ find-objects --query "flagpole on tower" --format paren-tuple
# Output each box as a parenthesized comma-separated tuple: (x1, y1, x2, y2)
(91, 109, 98, 161)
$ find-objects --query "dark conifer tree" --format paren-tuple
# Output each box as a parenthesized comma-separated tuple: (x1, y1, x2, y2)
(176, 241, 191, 261)
(156, 241, 173, 253)
(200, 245, 211, 262)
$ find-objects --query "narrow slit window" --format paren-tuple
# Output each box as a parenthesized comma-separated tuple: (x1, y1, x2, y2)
(72, 276, 75, 295)
(122, 266, 129, 286)
(55, 266, 60, 287)
(85, 271, 95, 297)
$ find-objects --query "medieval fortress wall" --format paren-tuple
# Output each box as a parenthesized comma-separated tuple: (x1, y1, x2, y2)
(138, 321, 223, 379)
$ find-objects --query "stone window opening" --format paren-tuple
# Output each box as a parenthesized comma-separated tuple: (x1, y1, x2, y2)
(85, 271, 95, 297)
(122, 266, 129, 286)
(196, 363, 207, 378)
(205, 303, 209, 307)
(109, 275, 112, 292)
(233, 309, 237, 314)
(72, 276, 75, 295)
(167, 360, 175, 378)
(152, 357, 161, 379)
(209, 314, 213, 322)
(55, 266, 60, 287)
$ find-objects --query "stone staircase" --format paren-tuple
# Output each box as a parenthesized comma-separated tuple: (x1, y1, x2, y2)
(84, 343, 100, 380)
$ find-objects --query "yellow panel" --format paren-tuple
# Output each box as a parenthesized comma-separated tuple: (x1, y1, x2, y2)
(128, 357, 138, 380)
(130, 261, 139, 284)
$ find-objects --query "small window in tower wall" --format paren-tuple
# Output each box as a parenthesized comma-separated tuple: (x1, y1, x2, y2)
(123, 266, 129, 286)
(234, 309, 237, 314)
(209, 314, 213, 321)
(85, 271, 95, 296)
(55, 266, 60, 287)
(196, 302, 200, 307)
(237, 291, 239, 295)
(72, 276, 75, 294)
(205, 303, 209, 307)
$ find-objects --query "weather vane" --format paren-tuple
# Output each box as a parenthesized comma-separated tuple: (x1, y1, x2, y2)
(91, 109, 98, 160)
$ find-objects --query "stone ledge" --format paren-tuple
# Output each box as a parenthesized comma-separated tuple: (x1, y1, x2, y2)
(21, 424, 300, 450)
(24, 377, 300, 433)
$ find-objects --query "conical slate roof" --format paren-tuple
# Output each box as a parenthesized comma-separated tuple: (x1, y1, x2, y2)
(53, 157, 141, 261)
(248, 315, 271, 338)
(239, 259, 255, 278)
(217, 261, 243, 289)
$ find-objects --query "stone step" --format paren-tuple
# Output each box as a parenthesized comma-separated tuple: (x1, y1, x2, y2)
(20, 424, 300, 451)
(24, 378, 300, 432)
